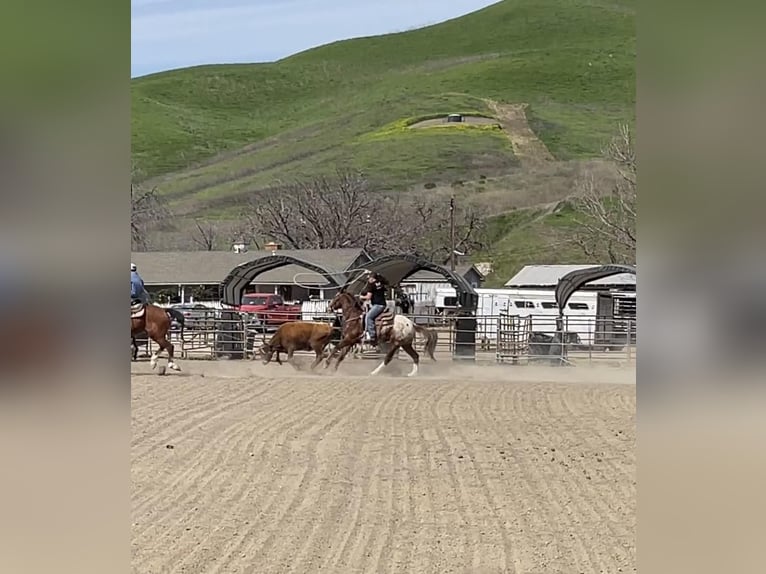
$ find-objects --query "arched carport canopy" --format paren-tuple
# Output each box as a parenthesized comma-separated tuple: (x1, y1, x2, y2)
(341, 254, 479, 311)
(221, 255, 346, 306)
(555, 264, 636, 313)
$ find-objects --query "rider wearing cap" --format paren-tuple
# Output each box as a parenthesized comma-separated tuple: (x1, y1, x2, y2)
(131, 262, 149, 304)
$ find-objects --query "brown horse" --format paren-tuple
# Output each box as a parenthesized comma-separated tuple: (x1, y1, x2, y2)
(324, 291, 437, 377)
(130, 302, 185, 372)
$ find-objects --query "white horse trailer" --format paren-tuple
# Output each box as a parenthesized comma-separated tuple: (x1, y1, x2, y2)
(435, 287, 631, 346)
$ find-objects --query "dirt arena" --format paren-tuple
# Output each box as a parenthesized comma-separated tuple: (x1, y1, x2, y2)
(132, 358, 635, 573)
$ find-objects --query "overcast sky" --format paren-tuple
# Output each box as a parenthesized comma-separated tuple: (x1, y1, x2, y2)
(132, 0, 500, 77)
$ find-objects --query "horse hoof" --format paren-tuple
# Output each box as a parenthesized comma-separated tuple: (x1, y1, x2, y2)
(168, 363, 181, 372)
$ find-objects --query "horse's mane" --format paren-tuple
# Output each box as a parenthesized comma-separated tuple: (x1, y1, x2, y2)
(336, 290, 364, 312)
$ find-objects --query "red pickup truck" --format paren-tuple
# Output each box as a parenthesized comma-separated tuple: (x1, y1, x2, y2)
(238, 293, 302, 330)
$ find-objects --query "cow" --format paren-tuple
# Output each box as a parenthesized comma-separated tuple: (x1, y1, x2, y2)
(257, 321, 334, 371)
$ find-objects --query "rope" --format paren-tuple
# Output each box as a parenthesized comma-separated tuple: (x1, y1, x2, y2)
(290, 267, 371, 290)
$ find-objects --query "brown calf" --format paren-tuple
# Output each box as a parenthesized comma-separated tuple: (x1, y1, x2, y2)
(257, 321, 334, 371)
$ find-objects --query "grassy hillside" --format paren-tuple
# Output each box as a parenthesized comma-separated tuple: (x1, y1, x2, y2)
(132, 0, 635, 275)
(133, 0, 634, 182)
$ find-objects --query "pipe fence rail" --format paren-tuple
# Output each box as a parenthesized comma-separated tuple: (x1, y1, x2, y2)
(131, 311, 636, 366)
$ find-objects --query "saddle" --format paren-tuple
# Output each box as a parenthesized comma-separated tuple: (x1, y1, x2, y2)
(361, 307, 395, 342)
(130, 300, 146, 319)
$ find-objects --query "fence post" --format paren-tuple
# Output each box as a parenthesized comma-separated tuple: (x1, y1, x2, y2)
(626, 319, 633, 363)
(557, 315, 567, 366)
(453, 314, 477, 361)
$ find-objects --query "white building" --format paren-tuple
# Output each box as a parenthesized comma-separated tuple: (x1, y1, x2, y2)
(505, 264, 636, 291)
(435, 264, 636, 347)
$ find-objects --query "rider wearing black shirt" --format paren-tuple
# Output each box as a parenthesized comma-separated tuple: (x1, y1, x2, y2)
(361, 273, 388, 342)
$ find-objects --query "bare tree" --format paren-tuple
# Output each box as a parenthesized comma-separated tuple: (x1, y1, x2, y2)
(238, 169, 487, 259)
(131, 183, 170, 251)
(190, 218, 219, 251)
(405, 196, 487, 264)
(570, 124, 636, 264)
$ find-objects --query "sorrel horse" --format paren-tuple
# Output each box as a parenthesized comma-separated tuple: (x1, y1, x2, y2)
(325, 291, 437, 377)
(130, 301, 185, 372)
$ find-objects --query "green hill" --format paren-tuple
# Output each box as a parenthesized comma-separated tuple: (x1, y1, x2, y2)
(131, 0, 635, 277)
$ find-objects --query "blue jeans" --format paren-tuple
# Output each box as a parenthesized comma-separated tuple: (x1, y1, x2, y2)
(365, 304, 386, 339)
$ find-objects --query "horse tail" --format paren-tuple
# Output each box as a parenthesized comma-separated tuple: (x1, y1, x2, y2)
(166, 307, 185, 336)
(414, 324, 438, 361)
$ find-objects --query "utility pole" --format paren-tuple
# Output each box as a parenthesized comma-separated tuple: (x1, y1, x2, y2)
(449, 195, 456, 271)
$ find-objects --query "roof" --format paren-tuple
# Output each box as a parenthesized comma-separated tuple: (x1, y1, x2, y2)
(342, 254, 478, 310)
(221, 254, 349, 305)
(555, 264, 636, 311)
(405, 263, 482, 282)
(131, 248, 370, 286)
(505, 264, 636, 288)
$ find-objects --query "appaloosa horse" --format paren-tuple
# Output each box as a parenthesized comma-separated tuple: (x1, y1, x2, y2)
(324, 291, 437, 377)
(130, 301, 185, 372)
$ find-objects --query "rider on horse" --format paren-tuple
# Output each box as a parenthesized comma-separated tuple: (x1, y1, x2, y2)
(131, 262, 149, 305)
(361, 272, 388, 346)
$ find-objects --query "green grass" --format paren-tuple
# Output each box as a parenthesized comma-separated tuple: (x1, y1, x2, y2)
(132, 0, 635, 269)
(132, 0, 634, 183)
(477, 201, 598, 285)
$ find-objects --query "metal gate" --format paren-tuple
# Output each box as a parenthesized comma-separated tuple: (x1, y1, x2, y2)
(495, 312, 531, 364)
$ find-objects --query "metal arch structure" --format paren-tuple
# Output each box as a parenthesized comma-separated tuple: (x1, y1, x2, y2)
(341, 254, 479, 360)
(341, 254, 479, 310)
(544, 264, 636, 367)
(220, 255, 346, 306)
(555, 264, 636, 314)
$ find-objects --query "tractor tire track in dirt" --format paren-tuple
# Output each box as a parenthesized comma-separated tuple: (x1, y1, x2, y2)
(132, 364, 635, 573)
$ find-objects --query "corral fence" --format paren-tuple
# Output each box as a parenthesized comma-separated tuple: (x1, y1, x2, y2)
(132, 304, 636, 366)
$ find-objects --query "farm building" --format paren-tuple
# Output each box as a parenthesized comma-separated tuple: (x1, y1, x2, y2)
(503, 264, 636, 344)
(505, 264, 635, 292)
(130, 247, 371, 303)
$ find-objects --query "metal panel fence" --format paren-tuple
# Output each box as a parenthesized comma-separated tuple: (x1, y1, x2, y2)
(132, 311, 635, 366)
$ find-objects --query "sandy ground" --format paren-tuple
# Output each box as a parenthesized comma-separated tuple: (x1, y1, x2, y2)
(132, 358, 635, 573)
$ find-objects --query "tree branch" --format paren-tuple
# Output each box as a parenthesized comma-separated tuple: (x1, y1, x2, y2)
(237, 170, 487, 262)
(568, 124, 636, 264)
(131, 184, 170, 251)
(190, 218, 218, 251)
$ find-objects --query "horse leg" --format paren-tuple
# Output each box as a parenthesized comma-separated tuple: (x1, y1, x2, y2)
(325, 339, 348, 369)
(401, 342, 420, 377)
(370, 344, 400, 376)
(158, 335, 181, 372)
(148, 336, 162, 370)
(332, 344, 354, 371)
